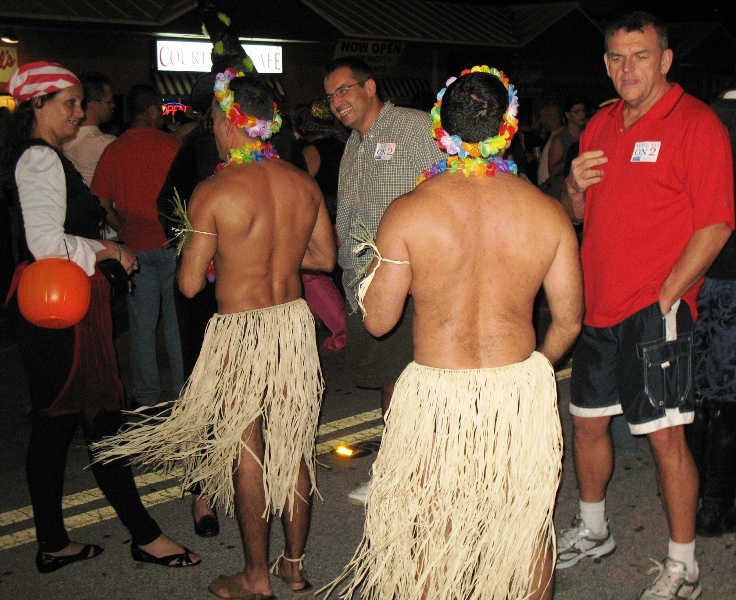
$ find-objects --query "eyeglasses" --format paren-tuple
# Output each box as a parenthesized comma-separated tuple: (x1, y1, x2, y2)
(325, 81, 365, 104)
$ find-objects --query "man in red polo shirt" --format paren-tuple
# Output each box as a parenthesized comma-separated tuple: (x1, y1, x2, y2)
(92, 85, 184, 410)
(558, 11, 734, 600)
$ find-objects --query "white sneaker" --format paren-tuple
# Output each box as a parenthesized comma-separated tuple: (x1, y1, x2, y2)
(555, 516, 616, 570)
(638, 558, 702, 600)
(347, 480, 370, 506)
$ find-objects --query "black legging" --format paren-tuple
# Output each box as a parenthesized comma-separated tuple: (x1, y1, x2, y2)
(27, 409, 162, 553)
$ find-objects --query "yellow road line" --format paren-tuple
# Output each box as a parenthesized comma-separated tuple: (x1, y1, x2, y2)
(1, 373, 572, 551)
(316, 425, 384, 455)
(0, 471, 181, 528)
(0, 412, 384, 537)
(556, 367, 572, 381)
(317, 409, 382, 435)
(0, 487, 182, 551)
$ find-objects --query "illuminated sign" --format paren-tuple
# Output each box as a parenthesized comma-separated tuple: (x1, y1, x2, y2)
(156, 40, 282, 73)
(0, 46, 18, 83)
(162, 101, 187, 116)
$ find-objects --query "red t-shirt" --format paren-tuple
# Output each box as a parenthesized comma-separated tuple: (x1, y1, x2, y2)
(580, 84, 735, 327)
(91, 127, 181, 252)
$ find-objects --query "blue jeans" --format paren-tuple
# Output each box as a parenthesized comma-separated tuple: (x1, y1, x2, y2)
(127, 247, 183, 405)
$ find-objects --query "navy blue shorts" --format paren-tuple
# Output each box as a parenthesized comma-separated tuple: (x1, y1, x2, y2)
(570, 300, 695, 435)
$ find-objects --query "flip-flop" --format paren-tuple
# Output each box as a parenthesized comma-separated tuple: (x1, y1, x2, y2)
(269, 554, 314, 597)
(131, 543, 200, 568)
(208, 574, 277, 599)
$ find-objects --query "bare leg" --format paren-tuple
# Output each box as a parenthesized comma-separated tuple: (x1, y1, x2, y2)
(210, 417, 274, 598)
(381, 383, 395, 417)
(648, 425, 698, 543)
(572, 415, 613, 503)
(277, 458, 313, 591)
(529, 543, 555, 600)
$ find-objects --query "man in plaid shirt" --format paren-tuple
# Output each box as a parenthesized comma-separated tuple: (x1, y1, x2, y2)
(324, 57, 445, 505)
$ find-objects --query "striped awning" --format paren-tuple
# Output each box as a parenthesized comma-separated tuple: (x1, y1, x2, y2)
(152, 71, 286, 101)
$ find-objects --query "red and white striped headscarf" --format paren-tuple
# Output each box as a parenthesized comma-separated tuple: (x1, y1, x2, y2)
(7, 61, 80, 103)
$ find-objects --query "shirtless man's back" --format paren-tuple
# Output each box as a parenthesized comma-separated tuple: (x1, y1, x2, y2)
(179, 154, 333, 313)
(333, 67, 582, 600)
(365, 170, 581, 368)
(98, 73, 335, 599)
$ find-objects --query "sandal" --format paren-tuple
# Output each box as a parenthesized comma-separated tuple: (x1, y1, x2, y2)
(269, 553, 314, 597)
(131, 543, 200, 568)
(208, 574, 277, 599)
(36, 543, 104, 573)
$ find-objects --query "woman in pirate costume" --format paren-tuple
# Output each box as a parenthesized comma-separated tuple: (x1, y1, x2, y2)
(324, 67, 583, 600)
(3, 62, 200, 573)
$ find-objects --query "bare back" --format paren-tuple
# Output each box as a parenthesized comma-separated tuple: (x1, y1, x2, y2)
(364, 173, 583, 369)
(179, 158, 335, 314)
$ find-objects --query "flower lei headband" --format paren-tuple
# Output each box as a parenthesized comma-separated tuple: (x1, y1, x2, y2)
(214, 68, 283, 139)
(430, 65, 519, 159)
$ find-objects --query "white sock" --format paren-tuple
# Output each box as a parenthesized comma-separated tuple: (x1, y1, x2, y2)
(579, 499, 606, 535)
(668, 540, 698, 579)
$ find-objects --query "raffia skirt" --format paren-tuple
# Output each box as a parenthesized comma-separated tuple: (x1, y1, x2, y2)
(326, 352, 562, 600)
(92, 299, 323, 517)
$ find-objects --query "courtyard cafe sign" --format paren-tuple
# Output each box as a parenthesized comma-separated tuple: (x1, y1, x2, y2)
(156, 40, 282, 73)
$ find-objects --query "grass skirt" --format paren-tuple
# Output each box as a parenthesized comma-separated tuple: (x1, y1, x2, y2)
(325, 352, 562, 599)
(92, 299, 324, 517)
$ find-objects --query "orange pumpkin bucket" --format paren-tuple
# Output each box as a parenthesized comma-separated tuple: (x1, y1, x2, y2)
(17, 258, 91, 328)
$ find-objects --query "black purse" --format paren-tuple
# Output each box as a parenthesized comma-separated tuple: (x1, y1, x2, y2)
(98, 259, 134, 294)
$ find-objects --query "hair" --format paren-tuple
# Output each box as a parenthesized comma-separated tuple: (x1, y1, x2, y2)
(125, 84, 159, 120)
(219, 74, 275, 121)
(79, 72, 112, 109)
(563, 96, 587, 114)
(605, 11, 668, 53)
(440, 72, 509, 144)
(0, 92, 60, 190)
(323, 57, 381, 100)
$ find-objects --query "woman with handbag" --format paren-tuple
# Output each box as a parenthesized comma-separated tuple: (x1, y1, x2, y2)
(2, 61, 200, 573)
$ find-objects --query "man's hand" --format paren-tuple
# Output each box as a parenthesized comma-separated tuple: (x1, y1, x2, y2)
(560, 150, 608, 222)
(569, 150, 608, 194)
(659, 222, 733, 315)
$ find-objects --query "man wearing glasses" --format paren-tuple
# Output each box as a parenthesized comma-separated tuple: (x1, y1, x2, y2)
(323, 57, 445, 505)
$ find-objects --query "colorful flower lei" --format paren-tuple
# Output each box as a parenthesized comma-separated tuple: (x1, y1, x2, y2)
(215, 139, 280, 172)
(417, 154, 517, 184)
(418, 65, 520, 183)
(213, 68, 283, 139)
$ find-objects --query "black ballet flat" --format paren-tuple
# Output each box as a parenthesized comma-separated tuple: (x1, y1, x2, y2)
(193, 511, 220, 537)
(131, 543, 200, 568)
(36, 544, 104, 573)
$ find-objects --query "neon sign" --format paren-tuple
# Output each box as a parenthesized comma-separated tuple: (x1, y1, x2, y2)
(162, 101, 187, 116)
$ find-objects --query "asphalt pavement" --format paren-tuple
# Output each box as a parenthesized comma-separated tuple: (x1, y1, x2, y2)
(0, 299, 734, 600)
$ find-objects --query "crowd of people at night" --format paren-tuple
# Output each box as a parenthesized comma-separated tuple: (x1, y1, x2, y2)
(0, 8, 735, 600)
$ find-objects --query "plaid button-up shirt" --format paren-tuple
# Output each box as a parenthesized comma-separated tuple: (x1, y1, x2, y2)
(336, 102, 446, 311)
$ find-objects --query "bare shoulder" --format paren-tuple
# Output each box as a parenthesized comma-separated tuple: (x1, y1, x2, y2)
(188, 170, 236, 213)
(507, 174, 571, 221)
